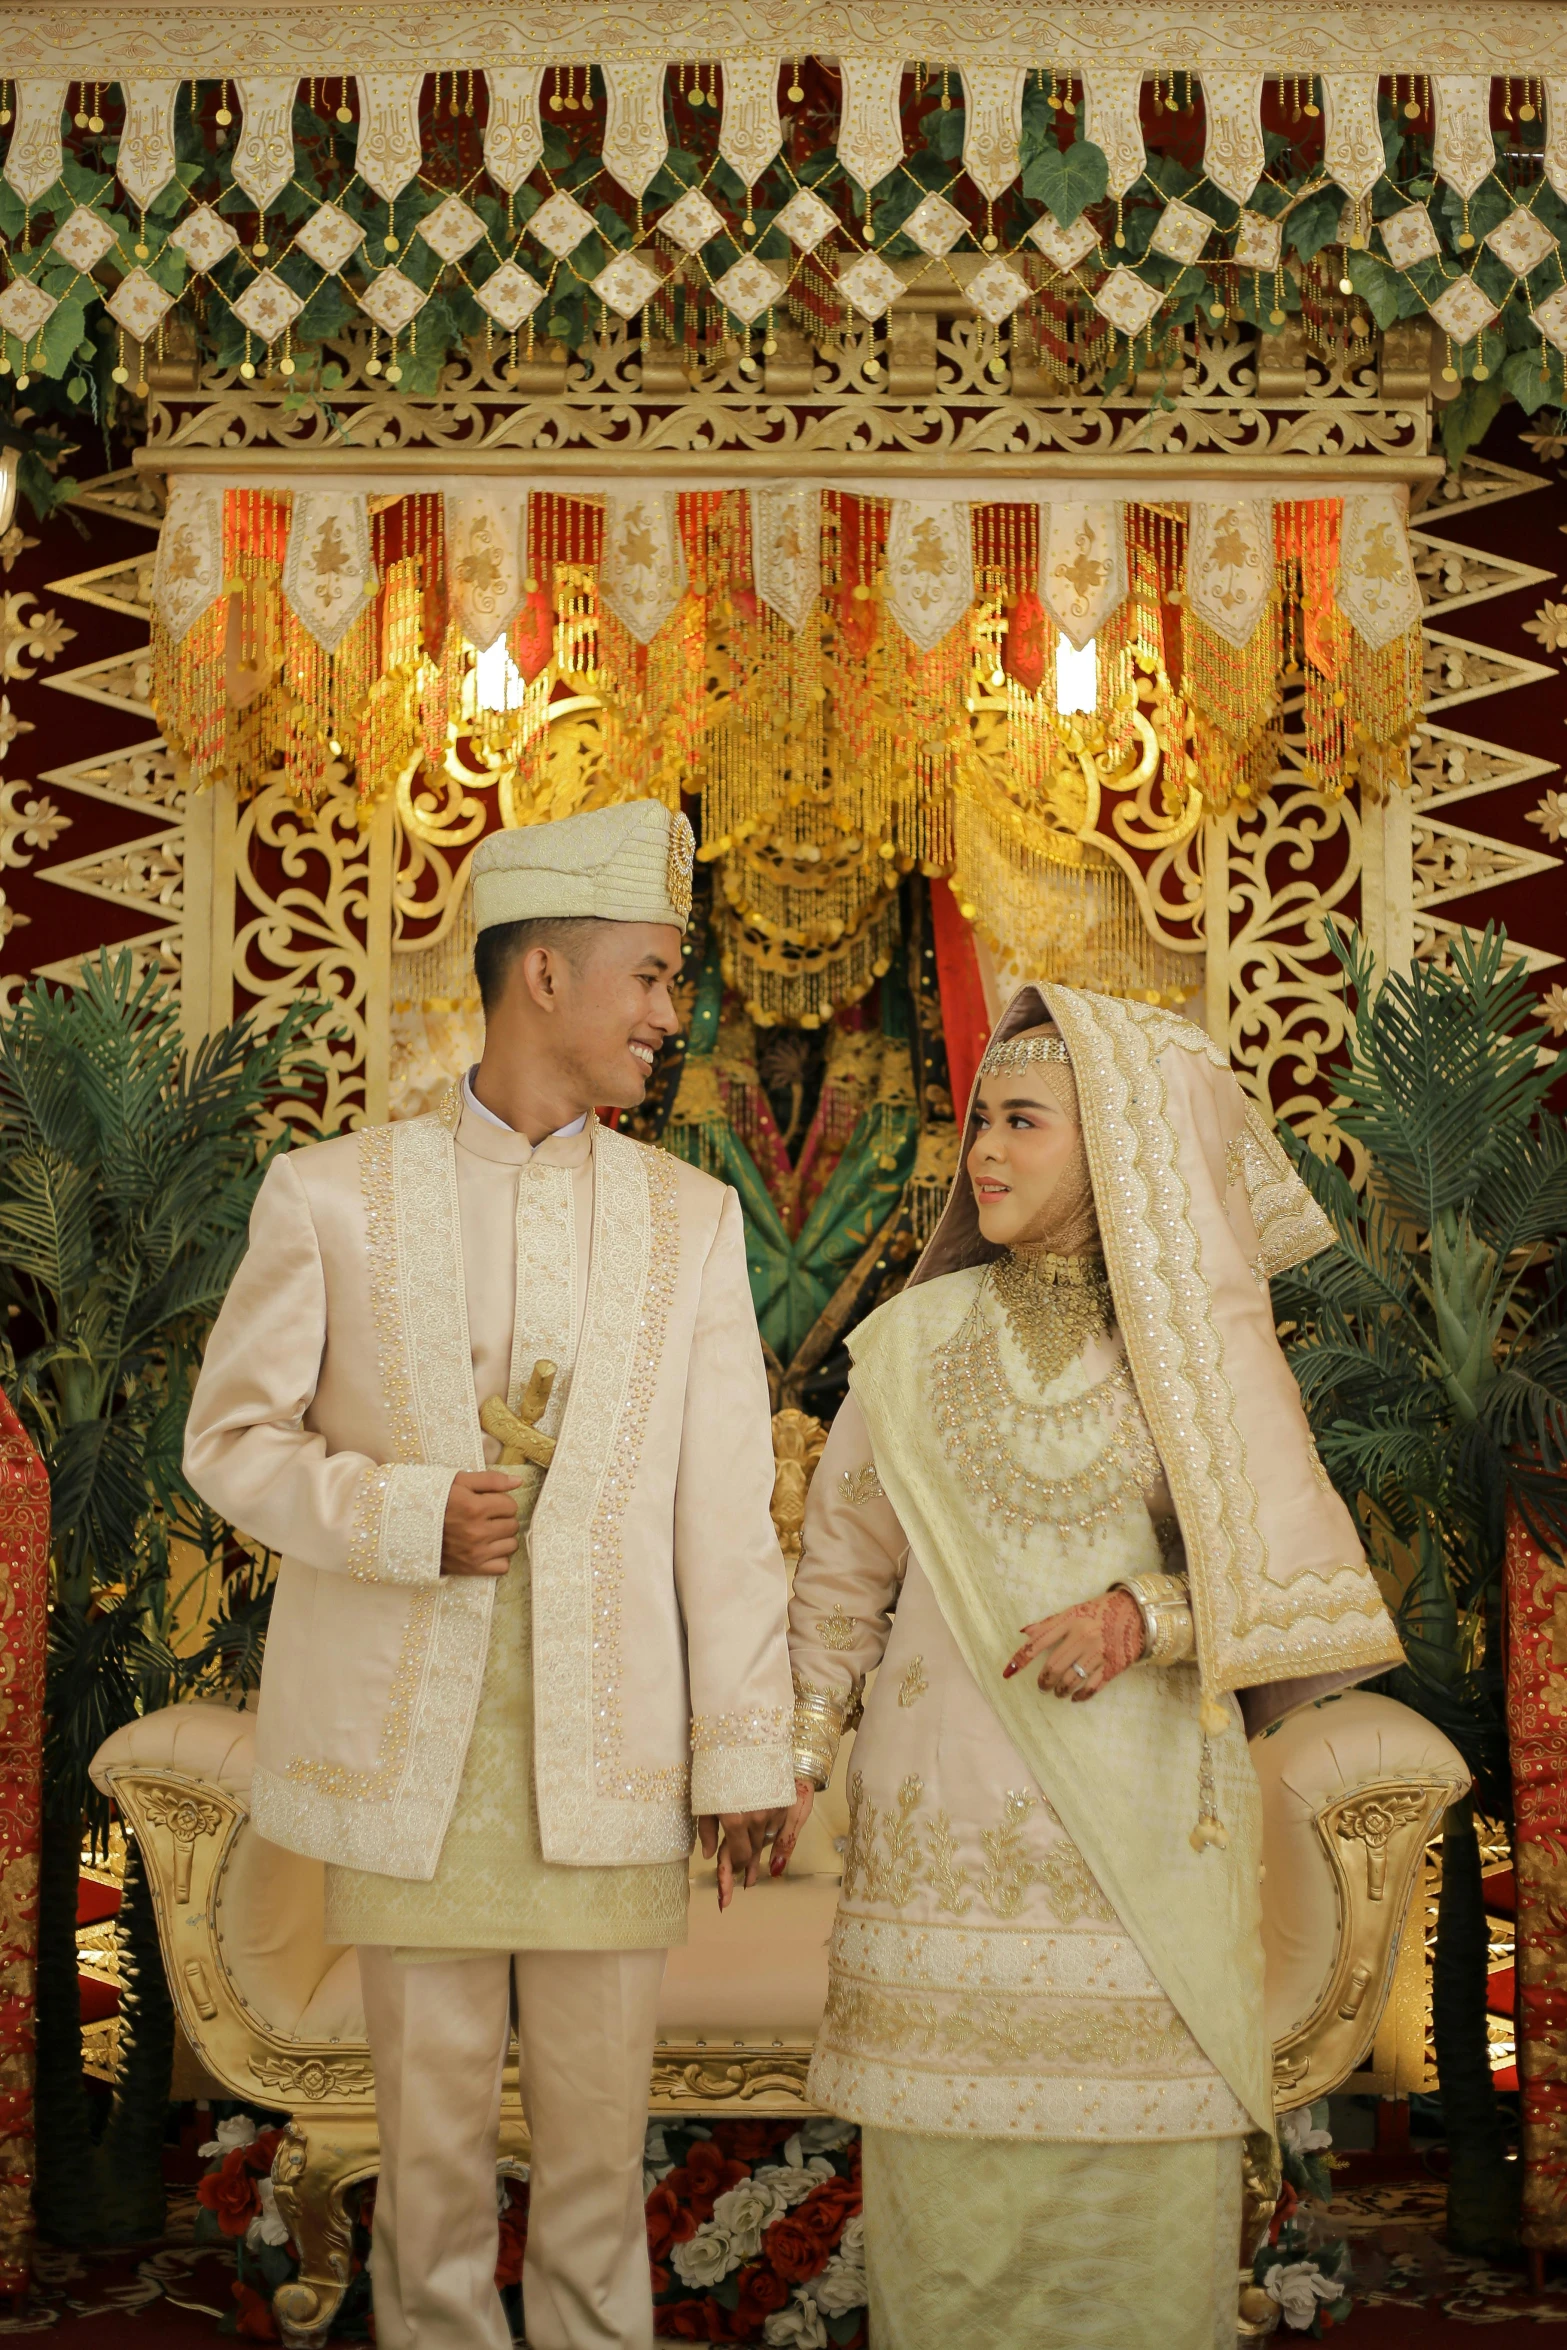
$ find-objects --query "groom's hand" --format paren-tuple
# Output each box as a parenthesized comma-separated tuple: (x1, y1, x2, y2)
(698, 1809, 789, 1910)
(441, 1470, 524, 1576)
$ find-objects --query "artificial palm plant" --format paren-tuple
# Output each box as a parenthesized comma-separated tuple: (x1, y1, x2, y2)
(1274, 925, 1567, 2259)
(0, 952, 321, 2244)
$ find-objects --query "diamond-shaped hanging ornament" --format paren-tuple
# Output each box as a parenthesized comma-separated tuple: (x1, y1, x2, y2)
(358, 268, 429, 335)
(1148, 197, 1212, 266)
(837, 252, 904, 322)
(417, 193, 487, 266)
(1427, 274, 1500, 345)
(1232, 210, 1282, 270)
(50, 205, 119, 274)
(0, 277, 58, 343)
(1379, 203, 1441, 270)
(475, 259, 546, 333)
(776, 187, 838, 254)
(591, 252, 662, 320)
(659, 188, 726, 254)
(170, 204, 240, 274)
(296, 203, 366, 275)
(230, 268, 305, 345)
(528, 190, 595, 261)
(966, 257, 1031, 325)
(105, 267, 174, 344)
(713, 255, 784, 325)
(1027, 212, 1099, 271)
(1532, 283, 1567, 354)
(1484, 206, 1557, 278)
(903, 191, 967, 259)
(1093, 266, 1163, 338)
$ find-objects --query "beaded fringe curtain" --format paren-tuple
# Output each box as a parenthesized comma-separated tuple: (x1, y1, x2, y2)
(150, 481, 1423, 1026)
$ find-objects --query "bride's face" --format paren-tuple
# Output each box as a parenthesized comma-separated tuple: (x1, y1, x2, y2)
(967, 1076, 1081, 1248)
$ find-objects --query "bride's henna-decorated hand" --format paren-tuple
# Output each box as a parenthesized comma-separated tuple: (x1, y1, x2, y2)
(1003, 1589, 1145, 1700)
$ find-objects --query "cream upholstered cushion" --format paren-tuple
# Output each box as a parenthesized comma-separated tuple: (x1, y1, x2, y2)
(1252, 1688, 1466, 2048)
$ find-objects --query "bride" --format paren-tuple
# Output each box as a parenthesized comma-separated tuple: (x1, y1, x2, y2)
(773, 983, 1401, 2349)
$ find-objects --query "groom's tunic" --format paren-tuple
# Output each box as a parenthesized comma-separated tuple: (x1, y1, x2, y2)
(184, 1081, 795, 1920)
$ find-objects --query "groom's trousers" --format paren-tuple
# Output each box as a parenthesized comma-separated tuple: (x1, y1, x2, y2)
(360, 1943, 666, 2350)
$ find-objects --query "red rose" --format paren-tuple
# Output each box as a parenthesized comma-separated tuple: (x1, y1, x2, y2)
(762, 2212, 833, 2284)
(795, 2177, 861, 2242)
(650, 2262, 671, 2297)
(198, 2147, 262, 2238)
(495, 2182, 529, 2289)
(232, 2280, 280, 2341)
(735, 2261, 791, 2322)
(655, 2297, 721, 2339)
(1269, 2180, 1299, 2245)
(723, 2122, 790, 2163)
(664, 2142, 747, 2226)
(245, 2128, 283, 2175)
(646, 2181, 698, 2260)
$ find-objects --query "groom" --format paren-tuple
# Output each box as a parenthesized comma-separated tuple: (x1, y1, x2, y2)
(185, 800, 795, 2350)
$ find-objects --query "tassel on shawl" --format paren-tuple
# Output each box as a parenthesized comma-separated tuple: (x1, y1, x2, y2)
(1191, 1689, 1233, 1852)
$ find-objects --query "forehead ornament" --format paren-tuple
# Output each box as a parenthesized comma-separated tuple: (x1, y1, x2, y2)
(978, 1033, 1072, 1078)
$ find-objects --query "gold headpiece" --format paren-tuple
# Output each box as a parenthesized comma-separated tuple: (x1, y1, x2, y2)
(978, 1033, 1072, 1078)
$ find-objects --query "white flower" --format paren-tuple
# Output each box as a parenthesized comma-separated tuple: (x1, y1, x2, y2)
(808, 2255, 870, 2316)
(752, 2157, 834, 2209)
(837, 2214, 865, 2269)
(763, 2293, 829, 2349)
(198, 2113, 258, 2159)
(1265, 2260, 1341, 2329)
(711, 2177, 795, 2259)
(246, 2176, 291, 2252)
(1277, 2107, 1332, 2159)
(670, 2221, 741, 2290)
(798, 2118, 858, 2157)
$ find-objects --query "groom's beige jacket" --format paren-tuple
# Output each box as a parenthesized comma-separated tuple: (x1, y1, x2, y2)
(184, 1087, 794, 1881)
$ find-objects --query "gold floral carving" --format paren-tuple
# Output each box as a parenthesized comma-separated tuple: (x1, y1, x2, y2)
(16, 9, 1563, 73)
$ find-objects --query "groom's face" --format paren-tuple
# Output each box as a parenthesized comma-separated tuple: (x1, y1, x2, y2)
(510, 920, 684, 1110)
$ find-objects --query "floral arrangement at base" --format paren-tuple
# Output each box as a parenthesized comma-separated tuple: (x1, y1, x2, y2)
(194, 2108, 865, 2345)
(647, 2118, 864, 2346)
(1252, 2103, 1355, 2337)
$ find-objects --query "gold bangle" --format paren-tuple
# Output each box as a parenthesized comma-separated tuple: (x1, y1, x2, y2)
(792, 1674, 853, 1791)
(1114, 1572, 1196, 1668)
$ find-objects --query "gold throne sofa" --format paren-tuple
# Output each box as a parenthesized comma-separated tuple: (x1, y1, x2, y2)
(91, 1681, 1466, 2347)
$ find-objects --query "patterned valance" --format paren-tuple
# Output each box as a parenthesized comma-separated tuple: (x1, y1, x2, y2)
(0, 55, 1559, 410)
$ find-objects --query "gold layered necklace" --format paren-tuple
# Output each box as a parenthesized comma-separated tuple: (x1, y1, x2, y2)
(930, 1254, 1157, 1539)
(991, 1247, 1114, 1391)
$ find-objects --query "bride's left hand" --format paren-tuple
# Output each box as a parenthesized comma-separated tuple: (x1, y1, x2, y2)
(1003, 1591, 1145, 1700)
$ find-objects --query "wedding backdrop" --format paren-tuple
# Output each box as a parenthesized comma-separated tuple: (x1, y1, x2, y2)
(1, 9, 1567, 2341)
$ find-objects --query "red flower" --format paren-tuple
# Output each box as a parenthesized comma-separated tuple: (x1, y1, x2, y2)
(198, 2147, 262, 2238)
(655, 2296, 723, 2339)
(233, 2280, 280, 2341)
(245, 2128, 283, 2175)
(762, 2211, 833, 2284)
(722, 2122, 790, 2163)
(1269, 2180, 1299, 2245)
(495, 2182, 529, 2289)
(650, 2261, 671, 2297)
(663, 2142, 748, 2227)
(735, 2261, 791, 2323)
(646, 2181, 699, 2260)
(794, 2176, 861, 2242)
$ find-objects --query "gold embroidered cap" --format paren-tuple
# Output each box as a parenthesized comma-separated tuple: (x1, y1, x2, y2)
(471, 800, 695, 934)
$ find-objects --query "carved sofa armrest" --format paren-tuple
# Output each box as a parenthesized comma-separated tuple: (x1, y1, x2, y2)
(1251, 1688, 1469, 2110)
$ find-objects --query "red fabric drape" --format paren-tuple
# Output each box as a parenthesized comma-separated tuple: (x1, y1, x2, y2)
(928, 878, 992, 1123)
(0, 1391, 47, 2293)
(1505, 1505, 1567, 2250)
